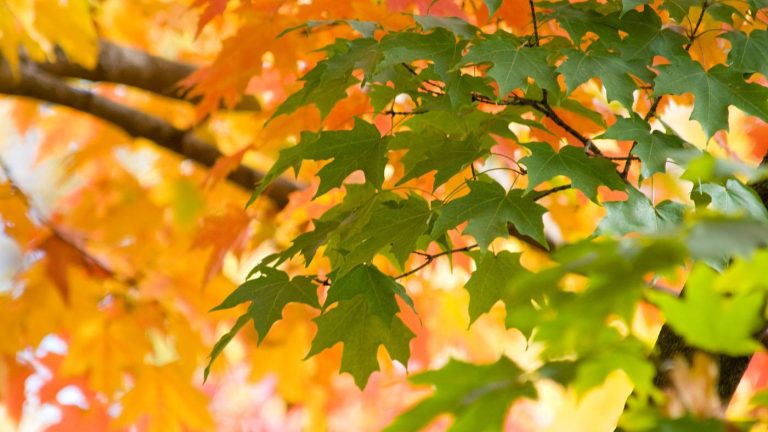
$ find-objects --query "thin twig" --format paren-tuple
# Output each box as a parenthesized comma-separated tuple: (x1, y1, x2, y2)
(472, 93, 603, 156)
(395, 244, 477, 280)
(532, 184, 572, 200)
(529, 0, 540, 47)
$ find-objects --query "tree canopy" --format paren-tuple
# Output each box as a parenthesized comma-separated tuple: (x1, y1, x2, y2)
(2, 0, 768, 430)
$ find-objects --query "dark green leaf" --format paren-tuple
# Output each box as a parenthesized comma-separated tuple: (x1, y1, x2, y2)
(211, 269, 319, 343)
(378, 29, 464, 80)
(251, 118, 388, 202)
(599, 187, 686, 235)
(722, 30, 768, 77)
(307, 295, 414, 388)
(270, 38, 378, 120)
(432, 180, 548, 249)
(463, 31, 559, 97)
(654, 57, 768, 138)
(520, 142, 626, 202)
(701, 179, 768, 221)
(558, 48, 652, 109)
(618, 8, 687, 62)
(336, 194, 431, 274)
(465, 251, 529, 323)
(601, 115, 684, 178)
(325, 264, 414, 321)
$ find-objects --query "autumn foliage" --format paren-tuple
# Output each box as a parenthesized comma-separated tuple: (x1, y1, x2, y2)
(2, 0, 768, 431)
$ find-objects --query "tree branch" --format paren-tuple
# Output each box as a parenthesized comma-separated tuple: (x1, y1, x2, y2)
(32, 40, 261, 111)
(0, 61, 300, 208)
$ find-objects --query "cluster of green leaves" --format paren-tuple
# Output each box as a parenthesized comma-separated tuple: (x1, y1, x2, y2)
(212, 0, 768, 430)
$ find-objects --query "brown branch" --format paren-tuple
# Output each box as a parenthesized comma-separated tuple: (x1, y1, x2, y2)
(472, 93, 603, 156)
(0, 61, 300, 208)
(32, 40, 261, 111)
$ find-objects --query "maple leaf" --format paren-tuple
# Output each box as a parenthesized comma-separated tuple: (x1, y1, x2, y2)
(384, 357, 536, 431)
(520, 142, 626, 202)
(307, 294, 414, 388)
(334, 194, 431, 275)
(251, 118, 388, 203)
(654, 56, 768, 138)
(303, 264, 415, 388)
(191, 206, 251, 286)
(271, 38, 379, 120)
(116, 364, 213, 432)
(599, 187, 686, 235)
(600, 115, 685, 178)
(377, 28, 465, 80)
(210, 268, 319, 343)
(463, 31, 559, 98)
(617, 7, 687, 61)
(432, 180, 548, 249)
(558, 48, 652, 109)
(700, 179, 768, 221)
(464, 250, 529, 323)
(192, 0, 230, 35)
(722, 29, 768, 77)
(648, 264, 765, 355)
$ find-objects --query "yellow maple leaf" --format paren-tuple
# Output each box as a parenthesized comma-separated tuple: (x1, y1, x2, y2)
(115, 363, 214, 432)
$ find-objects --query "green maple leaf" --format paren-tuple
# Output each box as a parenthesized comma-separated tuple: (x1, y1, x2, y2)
(324, 264, 414, 320)
(599, 187, 685, 235)
(654, 57, 768, 138)
(390, 111, 499, 189)
(558, 48, 652, 109)
(384, 357, 536, 432)
(337, 194, 431, 274)
(281, 219, 340, 266)
(647, 264, 765, 356)
(307, 294, 414, 388)
(378, 28, 464, 80)
(432, 180, 547, 249)
(395, 133, 486, 189)
(722, 30, 768, 77)
(205, 269, 319, 379)
(465, 251, 529, 323)
(463, 31, 559, 97)
(540, 1, 621, 47)
(701, 179, 768, 221)
(618, 8, 687, 61)
(276, 184, 380, 266)
(414, 16, 479, 39)
(210, 268, 319, 342)
(270, 38, 378, 120)
(251, 118, 388, 203)
(601, 115, 684, 177)
(520, 142, 625, 202)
